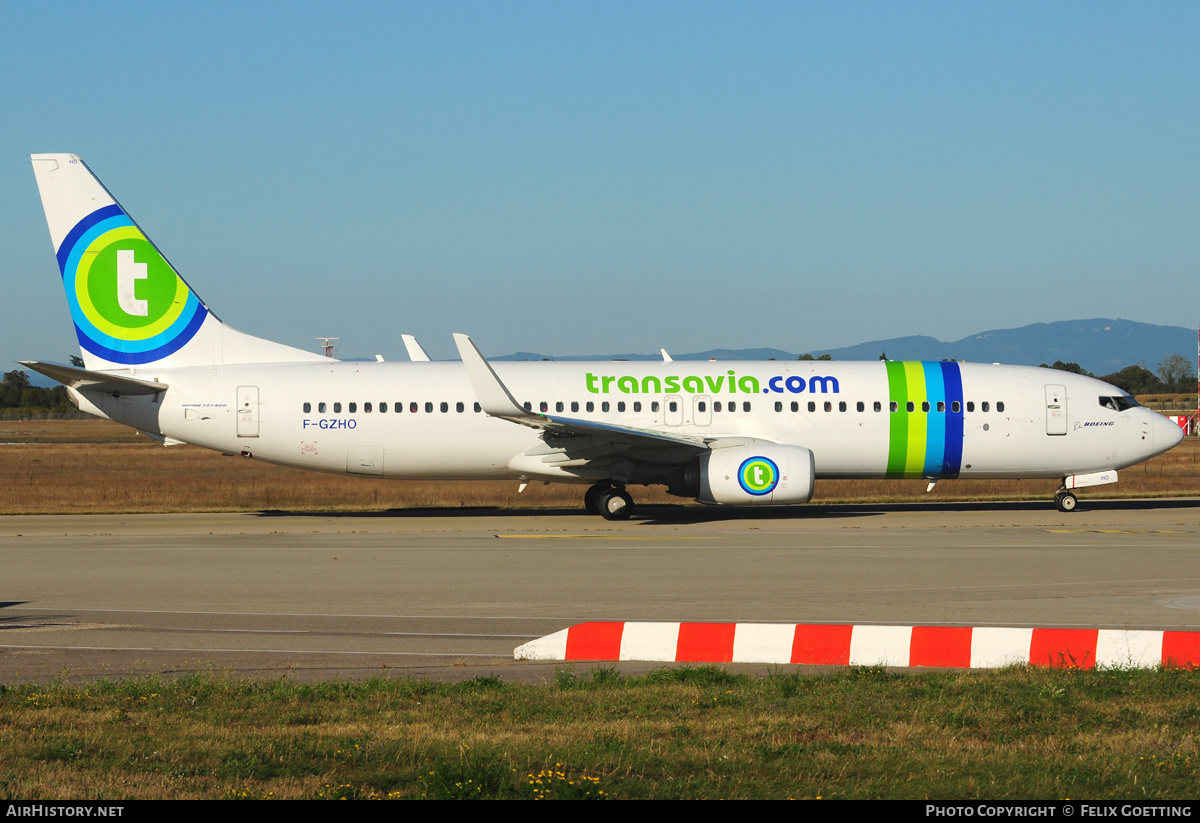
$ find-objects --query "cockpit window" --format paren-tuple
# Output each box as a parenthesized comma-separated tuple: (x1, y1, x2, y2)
(1099, 395, 1140, 412)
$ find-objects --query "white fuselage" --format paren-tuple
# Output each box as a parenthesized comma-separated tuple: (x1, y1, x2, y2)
(78, 359, 1181, 489)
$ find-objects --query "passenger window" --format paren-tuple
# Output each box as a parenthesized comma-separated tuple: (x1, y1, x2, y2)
(474, 402, 481, 413)
(697, 401, 707, 412)
(651, 401, 659, 412)
(303, 402, 311, 413)
(440, 402, 448, 413)
(775, 401, 783, 412)
(379, 402, 386, 414)
(364, 402, 372, 413)
(319, 402, 326, 413)
(889, 401, 898, 413)
(824, 401, 832, 412)
(937, 401, 945, 413)
(743, 401, 751, 412)
(906, 402, 914, 413)
(874, 401, 882, 412)
(571, 401, 579, 412)
(602, 402, 610, 412)
(350, 402, 358, 413)
(410, 402, 418, 413)
(523, 402, 532, 412)
(838, 401, 846, 412)
(966, 401, 974, 412)
(921, 401, 929, 413)
(857, 401, 864, 412)
(334, 402, 342, 413)
(791, 401, 799, 412)
(634, 401, 642, 412)
(587, 401, 595, 412)
(556, 402, 564, 412)
(617, 401, 626, 412)
(714, 401, 723, 412)
(539, 401, 548, 412)
(456, 402, 464, 413)
(996, 401, 1005, 412)
(425, 402, 433, 413)
(668, 401, 676, 412)
(952, 401, 960, 413)
(808, 401, 816, 412)
(982, 402, 990, 412)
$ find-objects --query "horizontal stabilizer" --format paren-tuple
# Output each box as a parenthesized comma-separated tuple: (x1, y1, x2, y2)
(18, 361, 168, 396)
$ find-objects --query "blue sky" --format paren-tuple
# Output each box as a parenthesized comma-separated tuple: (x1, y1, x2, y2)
(2, 2, 1196, 363)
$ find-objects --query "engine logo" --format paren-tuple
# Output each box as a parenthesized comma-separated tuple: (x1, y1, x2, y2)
(738, 456, 779, 496)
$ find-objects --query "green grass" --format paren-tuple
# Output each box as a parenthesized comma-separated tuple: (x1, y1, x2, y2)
(2, 666, 1197, 799)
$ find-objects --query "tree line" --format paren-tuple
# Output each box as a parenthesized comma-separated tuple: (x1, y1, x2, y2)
(1040, 354, 1196, 395)
(1, 370, 74, 413)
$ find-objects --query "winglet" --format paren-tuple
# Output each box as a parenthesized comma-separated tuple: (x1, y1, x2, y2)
(452, 333, 532, 420)
(401, 334, 431, 362)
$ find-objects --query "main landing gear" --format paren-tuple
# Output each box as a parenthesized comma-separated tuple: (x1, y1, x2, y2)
(584, 482, 634, 521)
(1054, 488, 1078, 513)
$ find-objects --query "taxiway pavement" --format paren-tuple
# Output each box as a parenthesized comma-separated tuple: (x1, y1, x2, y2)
(2, 500, 1197, 683)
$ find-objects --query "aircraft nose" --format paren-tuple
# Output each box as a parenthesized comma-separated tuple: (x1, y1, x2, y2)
(1152, 411, 1185, 453)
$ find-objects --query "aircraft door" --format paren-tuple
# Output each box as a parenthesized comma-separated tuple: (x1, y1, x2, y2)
(236, 386, 259, 437)
(664, 394, 683, 426)
(1045, 384, 1067, 436)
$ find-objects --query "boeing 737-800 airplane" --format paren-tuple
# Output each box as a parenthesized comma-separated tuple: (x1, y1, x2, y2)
(23, 154, 1185, 519)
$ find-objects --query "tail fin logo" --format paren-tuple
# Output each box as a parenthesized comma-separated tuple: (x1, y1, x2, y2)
(56, 205, 208, 364)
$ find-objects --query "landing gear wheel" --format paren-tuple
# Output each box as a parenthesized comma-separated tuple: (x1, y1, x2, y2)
(1055, 491, 1078, 513)
(584, 483, 610, 516)
(596, 488, 634, 521)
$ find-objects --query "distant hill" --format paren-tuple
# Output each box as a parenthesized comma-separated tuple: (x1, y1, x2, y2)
(18, 319, 1194, 387)
(498, 319, 1194, 376)
(496, 348, 797, 362)
(815, 319, 1192, 375)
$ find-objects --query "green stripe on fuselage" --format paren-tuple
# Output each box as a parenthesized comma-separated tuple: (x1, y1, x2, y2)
(885, 361, 908, 476)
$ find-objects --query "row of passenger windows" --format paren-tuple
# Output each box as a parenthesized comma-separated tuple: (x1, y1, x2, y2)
(303, 401, 479, 414)
(301, 399, 1007, 415)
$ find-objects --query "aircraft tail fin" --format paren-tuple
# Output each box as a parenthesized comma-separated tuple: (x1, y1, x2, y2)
(30, 154, 327, 370)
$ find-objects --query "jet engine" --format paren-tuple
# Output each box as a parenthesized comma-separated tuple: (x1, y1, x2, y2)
(695, 442, 815, 506)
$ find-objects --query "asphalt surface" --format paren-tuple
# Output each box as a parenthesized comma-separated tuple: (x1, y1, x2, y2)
(2, 498, 1197, 683)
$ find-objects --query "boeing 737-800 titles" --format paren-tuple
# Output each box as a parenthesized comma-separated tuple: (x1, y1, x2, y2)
(22, 154, 1185, 519)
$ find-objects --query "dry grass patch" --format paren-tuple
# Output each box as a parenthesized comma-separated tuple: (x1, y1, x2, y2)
(1, 420, 1196, 515)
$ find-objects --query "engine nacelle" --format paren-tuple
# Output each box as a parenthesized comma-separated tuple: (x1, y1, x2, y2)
(696, 442, 815, 506)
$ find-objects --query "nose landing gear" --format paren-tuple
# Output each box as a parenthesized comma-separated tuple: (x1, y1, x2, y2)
(1054, 489, 1078, 512)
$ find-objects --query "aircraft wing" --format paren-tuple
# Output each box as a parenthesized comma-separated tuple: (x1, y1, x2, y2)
(452, 334, 708, 455)
(19, 361, 169, 396)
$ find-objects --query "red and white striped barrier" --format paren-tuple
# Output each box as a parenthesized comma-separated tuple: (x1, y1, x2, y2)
(514, 622, 1200, 669)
